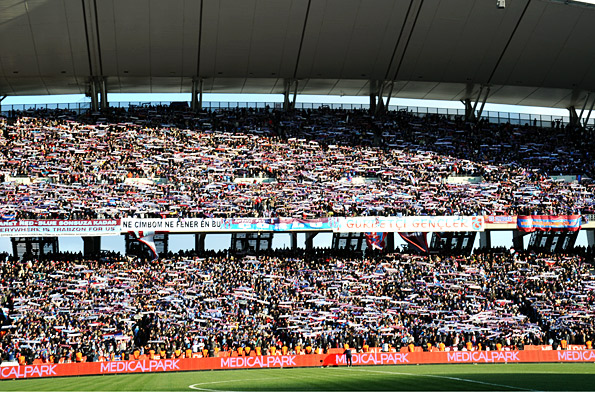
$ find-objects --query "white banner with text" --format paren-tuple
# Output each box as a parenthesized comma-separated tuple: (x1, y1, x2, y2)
(334, 216, 484, 233)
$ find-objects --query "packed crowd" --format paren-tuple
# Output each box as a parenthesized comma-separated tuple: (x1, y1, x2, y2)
(0, 106, 593, 220)
(1, 249, 593, 363)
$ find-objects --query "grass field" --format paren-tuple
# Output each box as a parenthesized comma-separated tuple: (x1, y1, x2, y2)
(2, 363, 595, 391)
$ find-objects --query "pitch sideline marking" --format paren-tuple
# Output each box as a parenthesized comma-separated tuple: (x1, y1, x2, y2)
(189, 377, 286, 391)
(337, 367, 541, 392)
(189, 366, 540, 392)
(188, 369, 354, 391)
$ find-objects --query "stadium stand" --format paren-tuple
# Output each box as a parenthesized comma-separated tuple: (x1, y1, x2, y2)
(0, 107, 593, 221)
(0, 247, 594, 364)
(1, 106, 595, 366)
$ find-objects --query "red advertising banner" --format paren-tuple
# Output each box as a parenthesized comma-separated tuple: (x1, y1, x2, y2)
(484, 215, 516, 224)
(3, 350, 595, 380)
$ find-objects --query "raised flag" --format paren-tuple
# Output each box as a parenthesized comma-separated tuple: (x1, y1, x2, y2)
(399, 232, 429, 253)
(128, 231, 159, 260)
(364, 232, 386, 250)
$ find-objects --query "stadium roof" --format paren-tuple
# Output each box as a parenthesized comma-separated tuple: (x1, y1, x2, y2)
(1, 0, 594, 109)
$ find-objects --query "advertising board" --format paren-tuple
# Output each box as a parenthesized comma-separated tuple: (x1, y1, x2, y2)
(2, 350, 588, 380)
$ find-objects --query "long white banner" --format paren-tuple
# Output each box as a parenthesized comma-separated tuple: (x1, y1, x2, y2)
(121, 218, 226, 233)
(120, 218, 337, 233)
(334, 216, 484, 233)
(0, 216, 485, 237)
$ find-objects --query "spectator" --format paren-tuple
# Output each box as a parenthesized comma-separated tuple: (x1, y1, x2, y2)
(0, 248, 593, 363)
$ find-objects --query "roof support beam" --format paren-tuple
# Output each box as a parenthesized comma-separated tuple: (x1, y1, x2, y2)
(568, 106, 580, 130)
(98, 77, 108, 110)
(384, 81, 395, 109)
(375, 80, 397, 115)
(87, 77, 107, 112)
(283, 80, 290, 110)
(476, 86, 490, 124)
(191, 78, 203, 112)
(283, 79, 298, 111)
(376, 83, 385, 115)
(461, 85, 489, 123)
(369, 92, 376, 115)
(194, 0, 204, 88)
(0, 95, 6, 103)
(291, 0, 312, 83)
(368, 0, 423, 114)
(383, 0, 416, 83)
(583, 94, 595, 128)
(382, 0, 424, 106)
(575, 92, 595, 129)
(389, 0, 424, 83)
(376, 95, 385, 115)
(486, 0, 532, 86)
(461, 98, 475, 122)
(88, 78, 99, 112)
(370, 79, 398, 115)
(81, 0, 96, 77)
(578, 92, 590, 122)
(472, 85, 484, 117)
(291, 81, 299, 111)
(82, 0, 105, 111)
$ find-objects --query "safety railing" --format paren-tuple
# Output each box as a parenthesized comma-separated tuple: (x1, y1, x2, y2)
(2, 100, 592, 129)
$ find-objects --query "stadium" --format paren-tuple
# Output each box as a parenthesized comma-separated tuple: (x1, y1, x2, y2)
(2, 0, 595, 391)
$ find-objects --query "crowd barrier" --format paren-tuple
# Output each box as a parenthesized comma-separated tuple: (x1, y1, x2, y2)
(2, 350, 595, 380)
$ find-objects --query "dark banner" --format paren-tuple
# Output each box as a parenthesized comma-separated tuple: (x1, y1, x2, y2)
(398, 232, 429, 253)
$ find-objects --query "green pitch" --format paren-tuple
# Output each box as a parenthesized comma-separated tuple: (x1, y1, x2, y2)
(2, 363, 595, 391)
